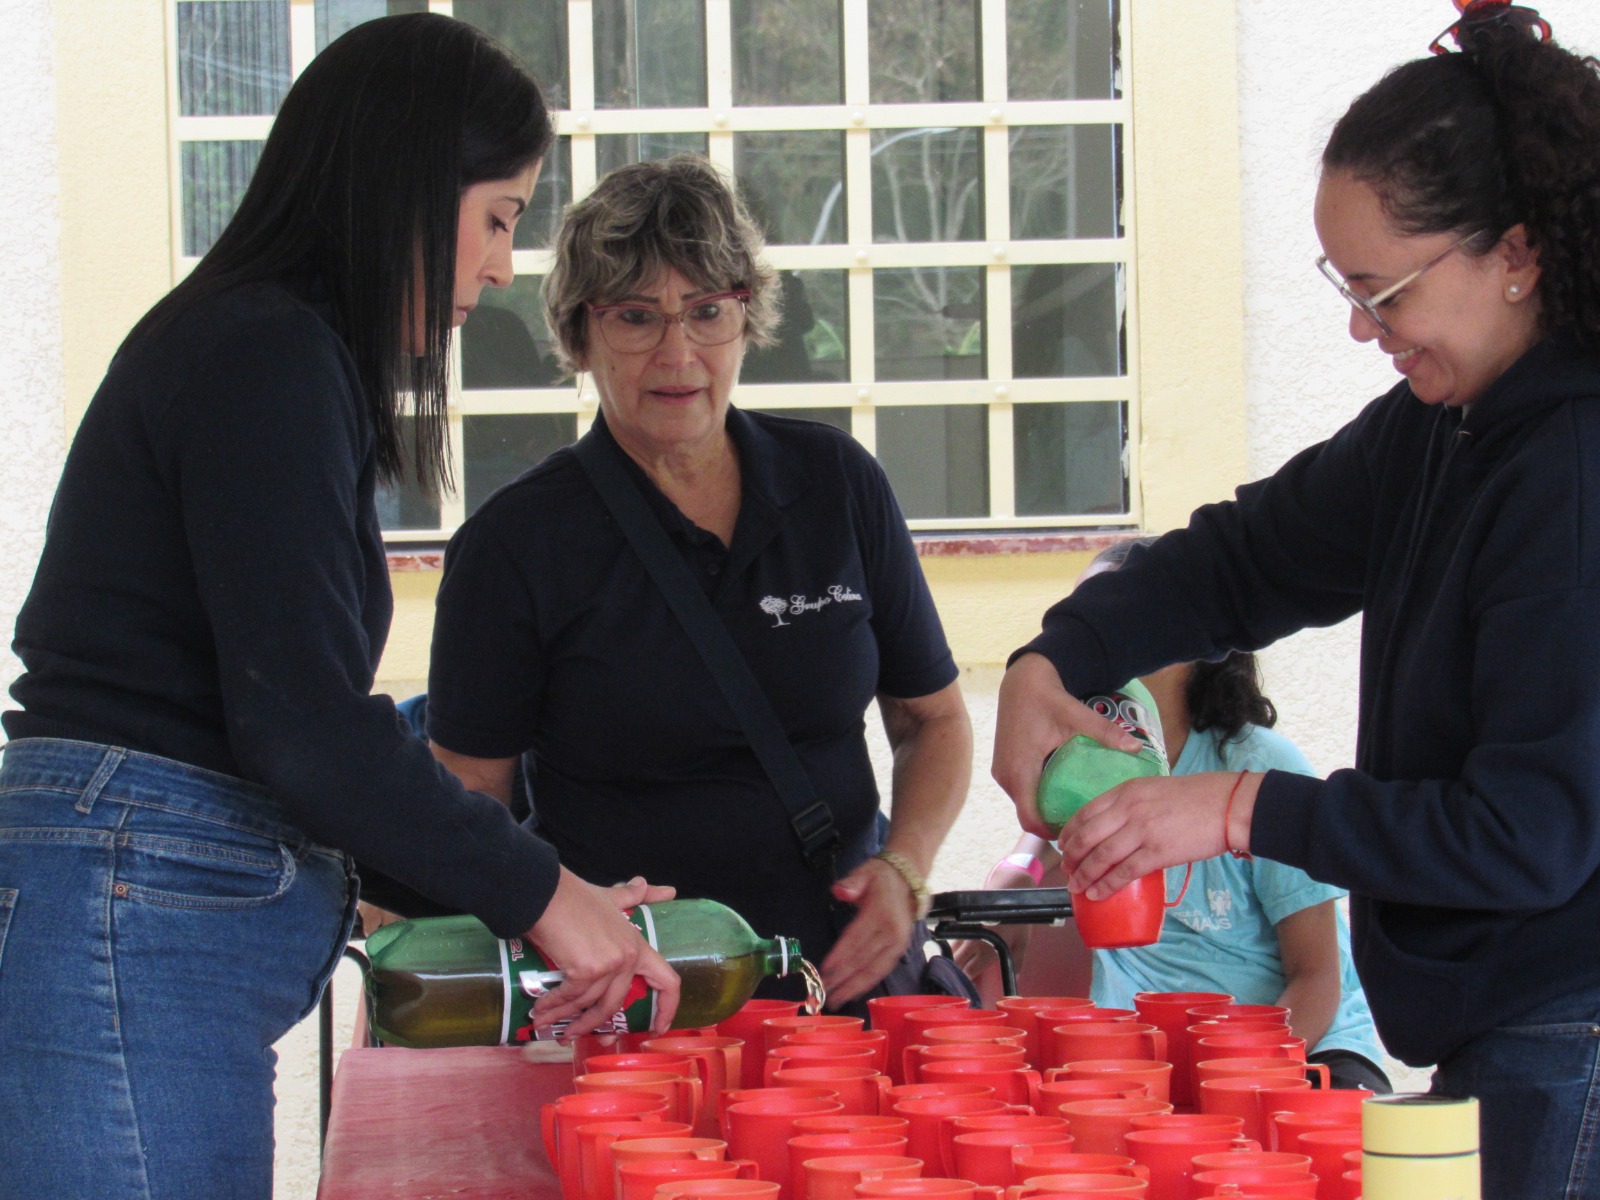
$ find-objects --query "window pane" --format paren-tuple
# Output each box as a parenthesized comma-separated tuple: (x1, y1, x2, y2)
(1014, 401, 1126, 515)
(595, 132, 709, 176)
(871, 128, 983, 244)
(742, 270, 849, 384)
(516, 136, 572, 250)
(315, 0, 428, 53)
(875, 267, 985, 382)
(594, 0, 706, 110)
(734, 131, 846, 246)
(1010, 126, 1120, 241)
(181, 140, 264, 257)
(731, 0, 842, 106)
(1008, 0, 1119, 100)
(1011, 262, 1124, 378)
(376, 419, 442, 531)
(464, 414, 578, 515)
(877, 406, 989, 519)
(454, 0, 571, 110)
(746, 407, 851, 434)
(869, 0, 979, 103)
(177, 1, 289, 117)
(461, 276, 565, 390)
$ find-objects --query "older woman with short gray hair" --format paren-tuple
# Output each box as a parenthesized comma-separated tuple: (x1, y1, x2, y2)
(426, 154, 973, 1008)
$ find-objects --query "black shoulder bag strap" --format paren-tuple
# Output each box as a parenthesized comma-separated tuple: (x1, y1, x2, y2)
(572, 432, 842, 875)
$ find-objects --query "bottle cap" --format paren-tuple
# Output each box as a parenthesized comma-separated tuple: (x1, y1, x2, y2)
(1362, 1093, 1480, 1155)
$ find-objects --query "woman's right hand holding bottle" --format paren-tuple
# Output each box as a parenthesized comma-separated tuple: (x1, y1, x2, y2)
(527, 867, 682, 1038)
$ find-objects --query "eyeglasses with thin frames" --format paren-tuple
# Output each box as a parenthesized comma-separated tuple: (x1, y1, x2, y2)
(586, 290, 752, 355)
(1429, 0, 1551, 56)
(1315, 235, 1472, 336)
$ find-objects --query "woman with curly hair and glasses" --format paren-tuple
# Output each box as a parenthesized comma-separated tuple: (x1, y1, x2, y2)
(993, 4, 1600, 1192)
(961, 540, 1388, 1094)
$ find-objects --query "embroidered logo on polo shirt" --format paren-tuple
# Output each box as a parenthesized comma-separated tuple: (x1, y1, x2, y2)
(759, 584, 863, 627)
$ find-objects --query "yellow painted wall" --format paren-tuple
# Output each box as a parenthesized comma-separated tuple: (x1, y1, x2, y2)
(51, 1, 1248, 685)
(54, 0, 174, 429)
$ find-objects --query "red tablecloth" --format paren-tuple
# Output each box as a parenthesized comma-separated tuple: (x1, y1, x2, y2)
(318, 1046, 567, 1200)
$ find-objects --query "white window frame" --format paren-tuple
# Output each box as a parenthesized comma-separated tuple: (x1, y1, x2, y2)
(167, 0, 1141, 540)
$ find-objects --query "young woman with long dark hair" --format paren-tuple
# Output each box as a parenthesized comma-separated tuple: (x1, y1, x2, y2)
(0, 16, 676, 1198)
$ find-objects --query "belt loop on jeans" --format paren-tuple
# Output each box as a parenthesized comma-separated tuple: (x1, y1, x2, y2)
(75, 745, 128, 814)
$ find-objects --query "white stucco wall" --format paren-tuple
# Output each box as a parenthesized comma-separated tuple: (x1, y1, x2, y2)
(0, 0, 65, 687)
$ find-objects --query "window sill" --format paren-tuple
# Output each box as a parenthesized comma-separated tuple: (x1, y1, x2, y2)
(384, 529, 1139, 572)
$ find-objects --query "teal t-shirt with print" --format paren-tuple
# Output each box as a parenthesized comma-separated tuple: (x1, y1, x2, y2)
(1089, 723, 1384, 1064)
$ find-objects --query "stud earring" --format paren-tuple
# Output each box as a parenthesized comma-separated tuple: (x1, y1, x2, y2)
(1508, 285, 1522, 297)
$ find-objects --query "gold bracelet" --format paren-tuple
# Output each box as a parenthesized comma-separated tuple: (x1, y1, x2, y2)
(873, 849, 932, 919)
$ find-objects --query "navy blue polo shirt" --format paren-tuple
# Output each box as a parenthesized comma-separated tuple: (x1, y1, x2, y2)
(427, 407, 958, 969)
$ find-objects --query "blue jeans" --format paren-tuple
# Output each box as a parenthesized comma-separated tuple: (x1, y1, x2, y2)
(0, 738, 359, 1200)
(1431, 986, 1600, 1199)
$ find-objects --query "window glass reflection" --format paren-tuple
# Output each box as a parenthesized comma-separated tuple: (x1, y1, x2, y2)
(869, 0, 979, 103)
(461, 276, 565, 391)
(594, 0, 706, 109)
(1007, 0, 1119, 100)
(376, 417, 442, 532)
(1010, 126, 1120, 241)
(872, 129, 982, 244)
(743, 271, 848, 384)
(596, 133, 709, 177)
(315, 0, 427, 54)
(877, 406, 989, 519)
(731, 0, 842, 106)
(453, 0, 570, 109)
(181, 141, 264, 257)
(1011, 263, 1124, 378)
(734, 132, 846, 247)
(517, 137, 572, 251)
(1014, 401, 1126, 515)
(875, 267, 985, 382)
(178, 0, 290, 116)
(464, 414, 579, 515)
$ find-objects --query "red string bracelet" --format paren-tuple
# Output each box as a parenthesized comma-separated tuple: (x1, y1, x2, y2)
(1224, 768, 1253, 860)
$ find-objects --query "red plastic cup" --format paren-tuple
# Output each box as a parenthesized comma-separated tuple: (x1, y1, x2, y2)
(576, 1119, 696, 1200)
(950, 1128, 1075, 1187)
(1009, 1150, 1148, 1184)
(1043, 1022, 1166, 1071)
(1131, 993, 1231, 1110)
(868, 997, 972, 1086)
(1265, 1109, 1360, 1154)
(772, 1066, 892, 1116)
(1073, 872, 1180, 950)
(789, 1131, 912, 1190)
(908, 1043, 1029, 1086)
(1122, 1129, 1259, 1200)
(768, 1044, 882, 1085)
(802, 1154, 923, 1200)
(1053, 1099, 1173, 1157)
(1054, 1060, 1173, 1106)
(575, 1069, 705, 1130)
(1006, 1173, 1149, 1197)
(617, 1158, 757, 1200)
(542, 1090, 671, 1200)
(657, 1180, 782, 1200)
(646, 1036, 747, 1137)
(726, 1093, 847, 1200)
(1196, 1076, 1311, 1146)
(784, 1028, 893, 1077)
(997, 997, 1094, 1067)
(719, 1001, 803, 1090)
(892, 1095, 1019, 1170)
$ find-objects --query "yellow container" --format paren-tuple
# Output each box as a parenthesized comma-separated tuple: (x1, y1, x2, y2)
(1360, 1094, 1480, 1200)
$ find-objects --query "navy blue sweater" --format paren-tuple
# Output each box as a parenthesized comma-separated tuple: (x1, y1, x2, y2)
(1022, 341, 1600, 1066)
(5, 283, 559, 937)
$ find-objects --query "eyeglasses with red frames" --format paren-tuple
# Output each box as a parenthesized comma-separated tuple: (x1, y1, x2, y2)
(586, 290, 752, 354)
(1429, 0, 1551, 56)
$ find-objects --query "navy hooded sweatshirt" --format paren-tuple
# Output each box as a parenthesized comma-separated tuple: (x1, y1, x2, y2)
(1020, 340, 1600, 1067)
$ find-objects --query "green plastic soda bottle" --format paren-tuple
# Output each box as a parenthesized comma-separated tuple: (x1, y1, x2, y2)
(1037, 676, 1170, 835)
(364, 897, 801, 1048)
